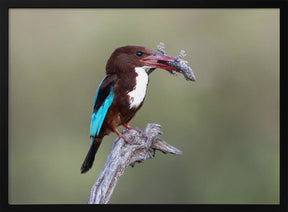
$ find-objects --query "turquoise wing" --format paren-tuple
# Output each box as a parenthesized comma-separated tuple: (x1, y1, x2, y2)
(90, 74, 117, 137)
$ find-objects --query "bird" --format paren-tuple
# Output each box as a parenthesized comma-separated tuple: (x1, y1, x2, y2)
(80, 45, 182, 173)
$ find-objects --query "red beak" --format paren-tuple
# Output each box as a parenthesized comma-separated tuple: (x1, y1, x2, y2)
(141, 52, 187, 72)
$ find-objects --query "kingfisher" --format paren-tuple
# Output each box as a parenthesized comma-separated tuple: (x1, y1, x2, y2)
(81, 45, 183, 173)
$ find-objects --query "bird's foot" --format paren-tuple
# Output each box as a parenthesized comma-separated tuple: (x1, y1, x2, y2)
(124, 124, 147, 139)
(134, 127, 147, 138)
(114, 128, 133, 144)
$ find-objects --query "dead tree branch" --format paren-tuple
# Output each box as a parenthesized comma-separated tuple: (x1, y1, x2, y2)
(86, 123, 182, 204)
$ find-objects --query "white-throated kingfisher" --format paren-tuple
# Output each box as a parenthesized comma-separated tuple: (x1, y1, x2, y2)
(81, 45, 183, 173)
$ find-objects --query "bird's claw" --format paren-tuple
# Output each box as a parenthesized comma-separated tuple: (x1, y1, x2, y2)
(134, 127, 148, 139)
(118, 134, 133, 144)
(123, 124, 148, 141)
(114, 128, 133, 144)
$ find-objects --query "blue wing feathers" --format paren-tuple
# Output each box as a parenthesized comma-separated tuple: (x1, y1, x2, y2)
(89, 74, 116, 138)
(90, 90, 114, 137)
(93, 75, 109, 107)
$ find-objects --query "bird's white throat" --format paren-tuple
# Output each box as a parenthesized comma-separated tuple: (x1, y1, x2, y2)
(128, 67, 149, 109)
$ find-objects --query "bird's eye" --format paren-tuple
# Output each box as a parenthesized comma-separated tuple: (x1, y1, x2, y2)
(136, 51, 143, 57)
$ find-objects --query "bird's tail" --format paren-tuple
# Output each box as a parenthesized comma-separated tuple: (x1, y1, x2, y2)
(80, 137, 103, 174)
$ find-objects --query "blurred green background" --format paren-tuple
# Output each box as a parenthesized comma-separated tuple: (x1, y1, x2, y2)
(9, 9, 279, 204)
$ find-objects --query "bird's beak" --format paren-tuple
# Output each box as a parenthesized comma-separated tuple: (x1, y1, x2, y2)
(141, 52, 187, 72)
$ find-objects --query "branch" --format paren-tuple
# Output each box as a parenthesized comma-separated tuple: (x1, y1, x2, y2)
(86, 123, 182, 204)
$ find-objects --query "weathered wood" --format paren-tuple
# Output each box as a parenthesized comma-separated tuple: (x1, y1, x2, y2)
(86, 123, 182, 204)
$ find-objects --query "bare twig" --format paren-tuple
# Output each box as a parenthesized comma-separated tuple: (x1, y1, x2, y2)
(86, 123, 182, 204)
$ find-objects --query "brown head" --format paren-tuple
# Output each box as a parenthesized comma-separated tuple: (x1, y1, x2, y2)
(105, 45, 181, 75)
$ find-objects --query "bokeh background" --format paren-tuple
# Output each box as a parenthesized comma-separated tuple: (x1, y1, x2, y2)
(9, 9, 279, 204)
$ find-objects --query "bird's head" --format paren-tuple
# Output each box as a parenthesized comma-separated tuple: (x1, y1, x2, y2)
(106, 45, 182, 74)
